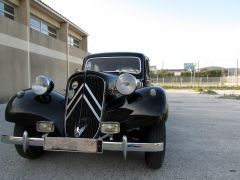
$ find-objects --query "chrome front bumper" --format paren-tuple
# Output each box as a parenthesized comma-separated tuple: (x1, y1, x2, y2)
(1, 133, 163, 159)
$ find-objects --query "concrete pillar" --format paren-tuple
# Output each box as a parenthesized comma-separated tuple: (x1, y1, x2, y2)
(82, 36, 88, 51)
(59, 22, 68, 42)
(16, 0, 31, 87)
(59, 22, 70, 78)
(17, 0, 30, 25)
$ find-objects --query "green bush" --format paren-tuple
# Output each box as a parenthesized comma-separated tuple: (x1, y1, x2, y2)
(193, 87, 203, 92)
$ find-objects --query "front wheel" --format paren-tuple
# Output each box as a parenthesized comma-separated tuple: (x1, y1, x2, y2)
(145, 122, 166, 169)
(14, 123, 44, 159)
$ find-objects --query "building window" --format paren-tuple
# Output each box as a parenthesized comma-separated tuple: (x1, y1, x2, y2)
(68, 35, 80, 48)
(0, 1, 14, 20)
(30, 16, 57, 38)
(30, 17, 41, 31)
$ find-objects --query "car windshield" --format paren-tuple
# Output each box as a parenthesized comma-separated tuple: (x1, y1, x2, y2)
(85, 57, 141, 74)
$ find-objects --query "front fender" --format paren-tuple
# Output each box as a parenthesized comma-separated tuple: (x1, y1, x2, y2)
(107, 86, 168, 128)
(5, 89, 65, 136)
(126, 86, 168, 117)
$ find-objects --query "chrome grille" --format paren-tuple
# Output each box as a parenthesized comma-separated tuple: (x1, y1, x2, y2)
(65, 74, 105, 138)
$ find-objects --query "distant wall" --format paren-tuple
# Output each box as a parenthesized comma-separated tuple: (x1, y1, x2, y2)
(151, 76, 240, 87)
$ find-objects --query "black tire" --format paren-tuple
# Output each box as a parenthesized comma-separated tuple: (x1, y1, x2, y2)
(14, 123, 44, 159)
(145, 122, 166, 169)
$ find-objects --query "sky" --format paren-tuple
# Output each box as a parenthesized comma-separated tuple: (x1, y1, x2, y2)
(42, 0, 240, 69)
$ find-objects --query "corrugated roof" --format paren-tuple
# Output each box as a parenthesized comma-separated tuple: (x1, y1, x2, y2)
(34, 0, 88, 36)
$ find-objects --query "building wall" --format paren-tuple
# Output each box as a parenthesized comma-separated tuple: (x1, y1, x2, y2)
(0, 14, 27, 40)
(0, 46, 29, 103)
(0, 16, 29, 103)
(30, 53, 67, 94)
(0, 0, 89, 103)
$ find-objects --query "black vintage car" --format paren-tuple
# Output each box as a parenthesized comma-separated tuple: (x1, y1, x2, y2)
(1, 52, 168, 169)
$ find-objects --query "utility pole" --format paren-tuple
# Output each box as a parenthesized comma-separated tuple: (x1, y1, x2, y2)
(237, 59, 239, 87)
(189, 67, 193, 87)
(161, 60, 164, 86)
(193, 63, 197, 87)
(198, 60, 200, 71)
(193, 68, 195, 87)
(191, 70, 193, 87)
(197, 60, 200, 87)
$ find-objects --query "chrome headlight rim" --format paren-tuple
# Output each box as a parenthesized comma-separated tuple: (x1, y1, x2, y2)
(32, 75, 54, 95)
(116, 73, 138, 95)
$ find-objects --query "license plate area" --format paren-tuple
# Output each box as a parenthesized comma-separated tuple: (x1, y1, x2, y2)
(44, 137, 102, 153)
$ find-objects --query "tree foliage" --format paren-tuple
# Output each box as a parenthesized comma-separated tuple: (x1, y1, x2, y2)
(155, 70, 174, 77)
(181, 69, 224, 77)
(196, 70, 224, 77)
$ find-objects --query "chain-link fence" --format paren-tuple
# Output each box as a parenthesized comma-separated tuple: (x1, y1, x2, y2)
(150, 75, 240, 87)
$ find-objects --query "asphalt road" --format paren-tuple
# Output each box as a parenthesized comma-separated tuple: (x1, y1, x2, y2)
(0, 92, 240, 180)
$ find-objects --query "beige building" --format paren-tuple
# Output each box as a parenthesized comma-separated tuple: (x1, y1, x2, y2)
(0, 0, 89, 102)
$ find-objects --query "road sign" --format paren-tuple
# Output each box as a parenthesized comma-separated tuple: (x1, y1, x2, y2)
(184, 63, 195, 71)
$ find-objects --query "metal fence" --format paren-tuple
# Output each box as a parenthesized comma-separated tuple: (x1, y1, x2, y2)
(151, 75, 240, 87)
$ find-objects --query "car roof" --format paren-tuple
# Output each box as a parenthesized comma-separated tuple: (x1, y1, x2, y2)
(84, 52, 146, 61)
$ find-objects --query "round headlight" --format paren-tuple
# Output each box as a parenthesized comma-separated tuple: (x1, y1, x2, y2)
(32, 75, 54, 95)
(116, 73, 137, 95)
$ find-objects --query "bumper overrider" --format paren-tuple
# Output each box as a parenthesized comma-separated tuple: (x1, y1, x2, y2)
(1, 132, 163, 159)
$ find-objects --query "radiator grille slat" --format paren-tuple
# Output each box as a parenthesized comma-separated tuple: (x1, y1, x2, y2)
(65, 74, 105, 138)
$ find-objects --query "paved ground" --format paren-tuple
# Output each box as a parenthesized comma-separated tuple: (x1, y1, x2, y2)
(0, 92, 240, 180)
